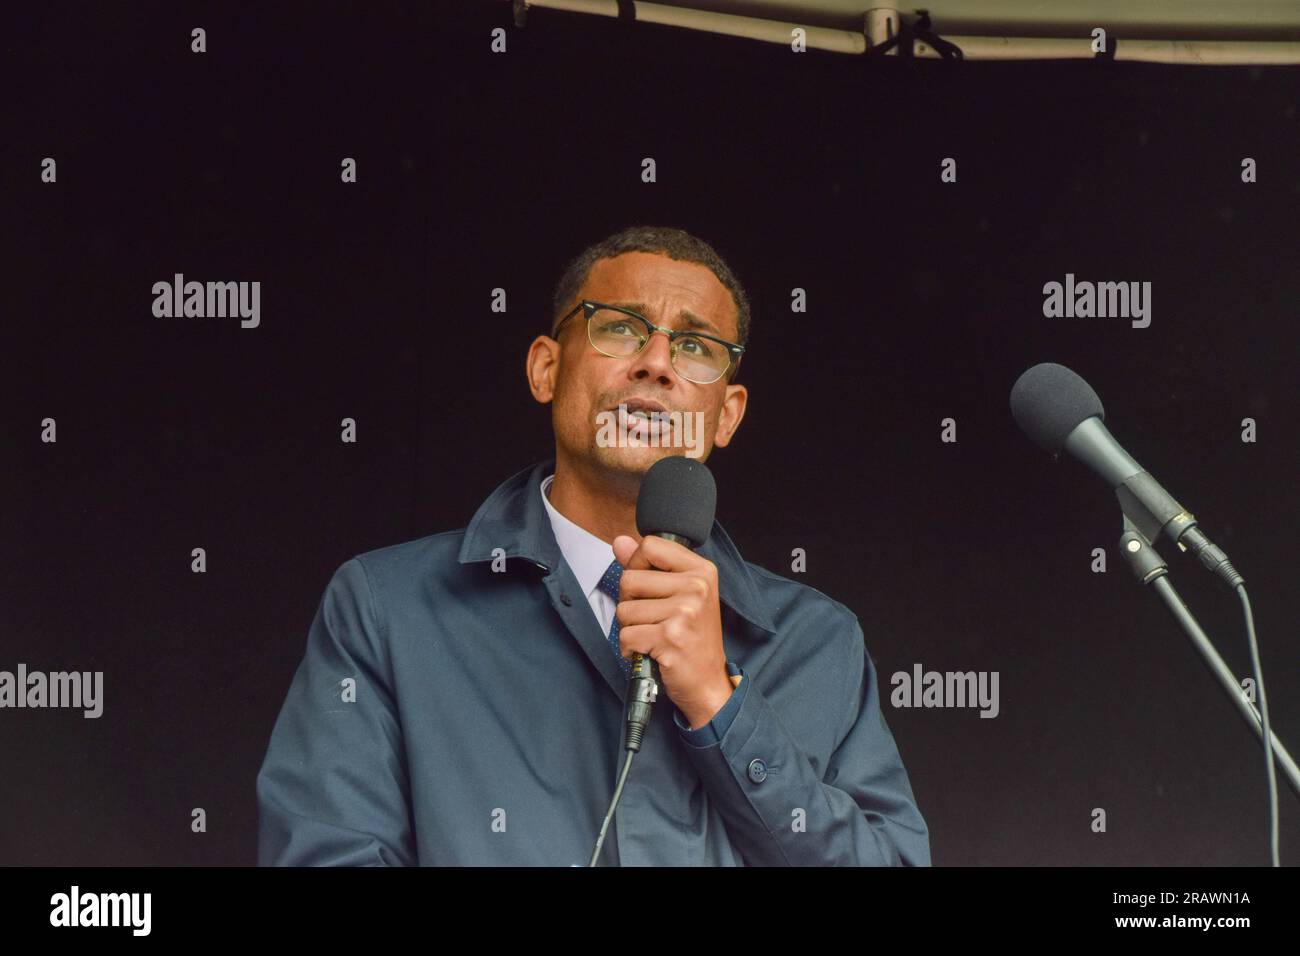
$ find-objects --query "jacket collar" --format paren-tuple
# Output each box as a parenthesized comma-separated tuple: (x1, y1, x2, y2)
(458, 459, 777, 635)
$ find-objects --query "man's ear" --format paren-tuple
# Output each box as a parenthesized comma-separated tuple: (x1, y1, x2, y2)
(526, 335, 560, 403)
(712, 383, 748, 448)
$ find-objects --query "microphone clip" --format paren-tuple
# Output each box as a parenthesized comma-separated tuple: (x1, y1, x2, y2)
(1115, 476, 1243, 589)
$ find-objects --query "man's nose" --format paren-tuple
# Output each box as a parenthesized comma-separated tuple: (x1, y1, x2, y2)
(629, 329, 675, 382)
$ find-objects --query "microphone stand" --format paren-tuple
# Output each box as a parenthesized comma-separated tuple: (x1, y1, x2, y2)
(1117, 515, 1300, 800)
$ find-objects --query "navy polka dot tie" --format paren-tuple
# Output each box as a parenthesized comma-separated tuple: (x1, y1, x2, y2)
(597, 558, 631, 678)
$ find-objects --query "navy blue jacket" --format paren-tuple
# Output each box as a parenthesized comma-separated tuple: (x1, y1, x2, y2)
(256, 459, 930, 865)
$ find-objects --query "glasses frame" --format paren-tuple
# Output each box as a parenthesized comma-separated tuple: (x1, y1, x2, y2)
(552, 299, 745, 385)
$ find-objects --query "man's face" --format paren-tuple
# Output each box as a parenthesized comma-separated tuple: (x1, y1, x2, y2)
(527, 251, 749, 481)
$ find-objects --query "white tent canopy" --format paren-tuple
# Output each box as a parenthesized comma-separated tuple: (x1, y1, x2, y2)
(511, 0, 1300, 63)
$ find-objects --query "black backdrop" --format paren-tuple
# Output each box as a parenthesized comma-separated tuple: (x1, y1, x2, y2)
(4, 2, 1298, 866)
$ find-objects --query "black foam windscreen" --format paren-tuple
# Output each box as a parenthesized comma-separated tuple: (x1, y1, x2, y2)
(1010, 362, 1106, 453)
(635, 455, 716, 548)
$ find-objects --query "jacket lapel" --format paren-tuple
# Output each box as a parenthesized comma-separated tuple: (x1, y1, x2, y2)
(540, 560, 633, 702)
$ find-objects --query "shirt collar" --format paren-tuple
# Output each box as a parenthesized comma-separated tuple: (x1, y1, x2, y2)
(457, 459, 777, 635)
(538, 473, 615, 600)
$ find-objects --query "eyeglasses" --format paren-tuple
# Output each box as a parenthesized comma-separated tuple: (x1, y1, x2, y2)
(552, 300, 745, 385)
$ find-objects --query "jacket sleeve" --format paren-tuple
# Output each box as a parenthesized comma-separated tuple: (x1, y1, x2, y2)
(256, 557, 417, 866)
(677, 616, 930, 866)
(672, 660, 747, 746)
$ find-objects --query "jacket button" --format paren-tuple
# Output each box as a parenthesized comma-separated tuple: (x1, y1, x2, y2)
(560, 593, 572, 606)
(747, 758, 767, 783)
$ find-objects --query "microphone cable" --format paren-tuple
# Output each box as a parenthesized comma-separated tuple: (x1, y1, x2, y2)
(1236, 584, 1278, 867)
(588, 654, 658, 867)
(589, 748, 635, 867)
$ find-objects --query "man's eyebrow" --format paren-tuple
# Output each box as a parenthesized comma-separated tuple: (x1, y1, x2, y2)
(616, 302, 723, 336)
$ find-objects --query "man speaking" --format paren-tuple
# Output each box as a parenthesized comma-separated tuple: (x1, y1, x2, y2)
(256, 225, 930, 866)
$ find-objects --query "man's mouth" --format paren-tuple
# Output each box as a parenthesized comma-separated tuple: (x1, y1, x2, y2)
(613, 399, 673, 437)
(616, 398, 669, 418)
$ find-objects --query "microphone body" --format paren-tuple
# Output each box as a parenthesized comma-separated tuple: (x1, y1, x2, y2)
(1061, 415, 1142, 486)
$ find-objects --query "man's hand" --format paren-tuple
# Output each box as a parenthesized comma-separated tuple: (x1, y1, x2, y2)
(611, 534, 735, 730)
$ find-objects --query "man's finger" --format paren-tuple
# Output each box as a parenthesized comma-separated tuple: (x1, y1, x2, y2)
(618, 568, 704, 601)
(615, 596, 679, 627)
(617, 534, 700, 573)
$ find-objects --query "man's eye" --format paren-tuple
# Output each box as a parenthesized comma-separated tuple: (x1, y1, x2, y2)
(679, 337, 711, 356)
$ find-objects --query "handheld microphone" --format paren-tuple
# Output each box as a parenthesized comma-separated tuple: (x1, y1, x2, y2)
(1009, 362, 1242, 588)
(588, 455, 717, 865)
(623, 454, 717, 752)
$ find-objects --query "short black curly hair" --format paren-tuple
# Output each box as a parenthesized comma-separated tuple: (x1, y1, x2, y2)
(548, 225, 751, 353)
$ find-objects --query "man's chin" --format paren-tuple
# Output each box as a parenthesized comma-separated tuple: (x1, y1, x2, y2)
(590, 443, 687, 477)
